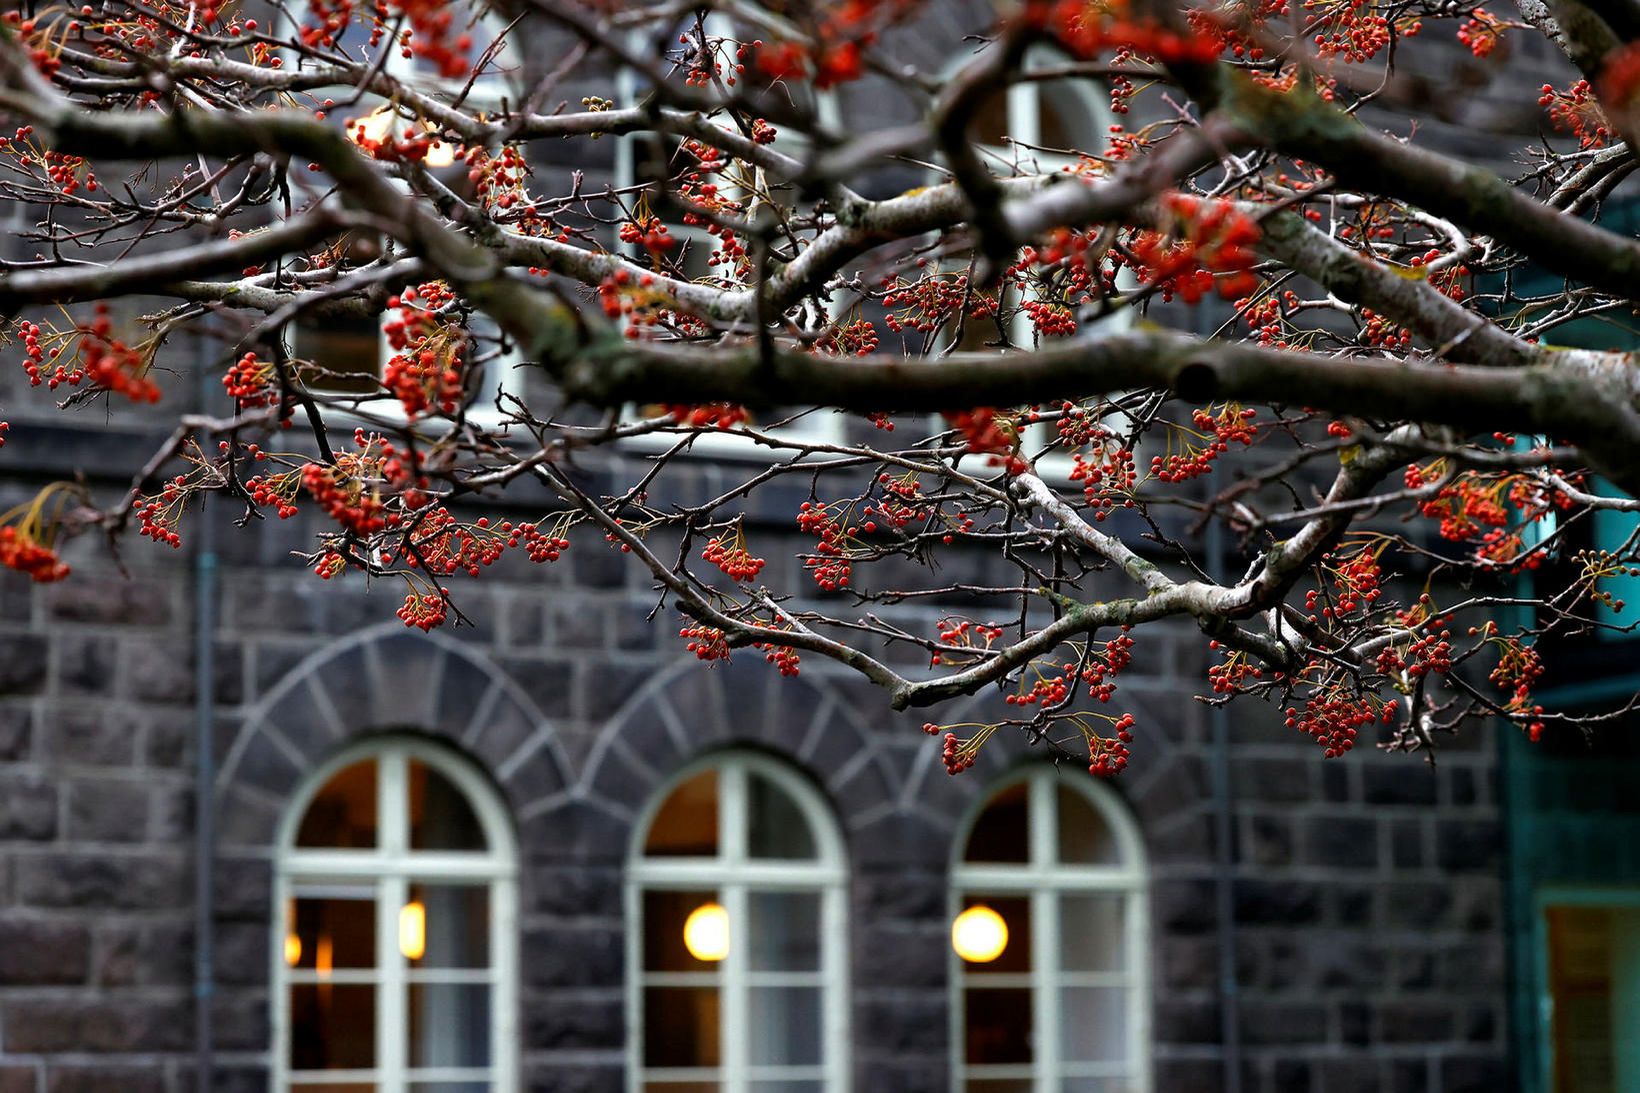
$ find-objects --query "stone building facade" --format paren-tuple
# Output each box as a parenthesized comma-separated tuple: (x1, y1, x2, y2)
(0, 441, 1513, 1092)
(0, 2, 1613, 1091)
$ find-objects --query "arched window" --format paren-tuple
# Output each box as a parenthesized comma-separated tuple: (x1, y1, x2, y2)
(274, 737, 518, 1092)
(628, 752, 849, 1090)
(950, 767, 1149, 1092)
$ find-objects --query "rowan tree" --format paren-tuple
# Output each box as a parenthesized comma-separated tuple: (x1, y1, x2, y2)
(1, 0, 1637, 775)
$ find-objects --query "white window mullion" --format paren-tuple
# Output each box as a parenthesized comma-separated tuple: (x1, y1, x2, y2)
(380, 871, 408, 1092)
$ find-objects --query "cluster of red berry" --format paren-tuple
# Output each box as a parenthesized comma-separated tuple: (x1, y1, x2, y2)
(1206, 645, 1263, 694)
(796, 502, 853, 591)
(1127, 194, 1260, 304)
(666, 403, 751, 429)
(0, 526, 69, 582)
(1087, 714, 1135, 777)
(703, 533, 766, 581)
(1149, 405, 1257, 483)
(397, 588, 449, 632)
(816, 319, 880, 357)
(1540, 80, 1612, 149)
(680, 624, 732, 662)
(619, 216, 677, 256)
(17, 308, 160, 403)
(945, 409, 1027, 476)
(1456, 8, 1504, 56)
(756, 642, 801, 676)
(302, 461, 387, 536)
(1285, 686, 1392, 757)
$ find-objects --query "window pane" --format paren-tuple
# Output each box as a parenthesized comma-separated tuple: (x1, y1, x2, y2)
(290, 983, 375, 1070)
(1546, 904, 1640, 1093)
(289, 1086, 375, 1092)
(1061, 894, 1125, 973)
(290, 894, 376, 971)
(409, 1085, 489, 1093)
(964, 1082, 1033, 1093)
(964, 987, 1033, 1064)
(642, 1084, 719, 1092)
(296, 760, 378, 848)
(959, 895, 1031, 975)
(295, 312, 382, 394)
(408, 884, 489, 969)
(646, 770, 718, 857)
(748, 891, 821, 972)
(408, 983, 491, 1068)
(1062, 1081, 1137, 1093)
(747, 772, 816, 859)
(645, 889, 723, 971)
(747, 986, 821, 1065)
(644, 986, 721, 1067)
(409, 759, 487, 850)
(1057, 785, 1118, 865)
(1060, 986, 1128, 1062)
(964, 782, 1029, 863)
(749, 1083, 823, 1092)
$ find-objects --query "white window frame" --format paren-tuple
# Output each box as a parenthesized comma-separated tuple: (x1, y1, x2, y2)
(949, 766, 1151, 1093)
(626, 750, 851, 1091)
(272, 8, 525, 431)
(272, 736, 519, 1092)
(926, 46, 1134, 480)
(613, 17, 850, 459)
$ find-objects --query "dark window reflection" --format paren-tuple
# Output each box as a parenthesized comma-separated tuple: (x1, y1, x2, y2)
(965, 987, 1033, 1064)
(290, 983, 375, 1070)
(964, 782, 1029, 864)
(290, 895, 376, 970)
(644, 986, 722, 1067)
(1057, 785, 1117, 865)
(747, 773, 816, 859)
(297, 761, 378, 849)
(409, 759, 487, 851)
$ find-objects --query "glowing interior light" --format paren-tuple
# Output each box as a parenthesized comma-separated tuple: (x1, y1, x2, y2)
(952, 904, 1009, 963)
(423, 139, 458, 168)
(683, 902, 731, 963)
(284, 933, 302, 967)
(399, 900, 427, 961)
(349, 106, 398, 148)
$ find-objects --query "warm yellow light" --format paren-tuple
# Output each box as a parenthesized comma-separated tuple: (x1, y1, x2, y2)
(348, 106, 459, 167)
(952, 905, 1009, 963)
(423, 138, 457, 168)
(400, 900, 427, 961)
(349, 105, 398, 148)
(284, 933, 302, 967)
(683, 902, 731, 962)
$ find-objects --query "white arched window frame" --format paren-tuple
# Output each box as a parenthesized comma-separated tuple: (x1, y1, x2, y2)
(626, 750, 851, 1091)
(272, 737, 519, 1092)
(933, 48, 1138, 476)
(949, 766, 1151, 1092)
(275, 9, 526, 427)
(613, 17, 850, 457)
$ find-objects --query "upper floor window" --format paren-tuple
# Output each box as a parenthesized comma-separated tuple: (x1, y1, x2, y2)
(950, 767, 1149, 1092)
(628, 751, 849, 1090)
(275, 737, 518, 1091)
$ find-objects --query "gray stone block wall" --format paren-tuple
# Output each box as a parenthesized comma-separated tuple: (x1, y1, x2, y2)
(0, 468, 1511, 1091)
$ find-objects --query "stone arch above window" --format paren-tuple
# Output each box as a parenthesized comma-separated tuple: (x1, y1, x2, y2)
(217, 623, 568, 849)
